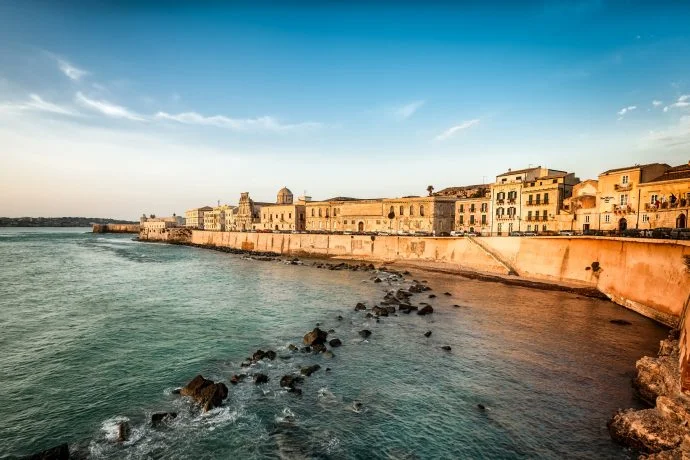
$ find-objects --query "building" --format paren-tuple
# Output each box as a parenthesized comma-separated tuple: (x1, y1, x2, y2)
(491, 166, 577, 235)
(203, 205, 236, 231)
(452, 186, 492, 234)
(305, 195, 456, 235)
(638, 162, 690, 230)
(259, 187, 308, 232)
(235, 193, 271, 231)
(596, 163, 669, 232)
(140, 214, 184, 230)
(561, 180, 599, 232)
(185, 206, 213, 229)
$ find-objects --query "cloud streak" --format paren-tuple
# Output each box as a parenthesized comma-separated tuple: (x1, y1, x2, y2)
(155, 111, 321, 132)
(393, 100, 425, 120)
(57, 59, 89, 81)
(643, 115, 690, 148)
(663, 94, 690, 112)
(0, 94, 79, 116)
(435, 119, 480, 141)
(76, 92, 145, 121)
(617, 105, 636, 118)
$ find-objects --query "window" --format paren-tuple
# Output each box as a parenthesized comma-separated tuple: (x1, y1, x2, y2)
(543, 193, 549, 204)
(552, 179, 558, 184)
(420, 205, 425, 216)
(542, 210, 547, 219)
(498, 223, 502, 233)
(311, 209, 315, 217)
(620, 194, 628, 206)
(527, 211, 532, 220)
(319, 208, 322, 217)
(410, 205, 414, 216)
(459, 204, 464, 213)
(585, 215, 590, 223)
(289, 213, 292, 219)
(281, 213, 284, 220)
(470, 204, 476, 213)
(508, 207, 516, 217)
(542, 225, 547, 232)
(389, 206, 394, 215)
(481, 215, 487, 225)
(326, 209, 330, 218)
(502, 178, 507, 183)
(650, 194, 658, 204)
(642, 214, 649, 223)
(622, 175, 629, 184)
(481, 203, 487, 212)
(605, 214, 611, 223)
(376, 220, 381, 224)
(459, 215, 464, 225)
(496, 207, 504, 216)
(399, 205, 404, 215)
(527, 225, 532, 231)
(528, 194, 533, 204)
(470, 215, 475, 224)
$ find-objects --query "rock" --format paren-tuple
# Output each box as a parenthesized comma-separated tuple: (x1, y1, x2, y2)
(424, 331, 432, 338)
(303, 327, 328, 346)
(288, 387, 303, 396)
(444, 292, 452, 296)
(428, 294, 436, 299)
(180, 374, 229, 411)
(355, 302, 367, 311)
(301, 364, 321, 376)
(374, 277, 382, 283)
(384, 306, 396, 314)
(365, 313, 374, 318)
(634, 352, 680, 405)
(266, 350, 277, 360)
(171, 387, 181, 394)
(254, 373, 269, 384)
(22, 443, 70, 460)
(326, 367, 331, 372)
(287, 344, 298, 352)
(441, 346, 452, 351)
(372, 306, 388, 317)
(328, 329, 335, 333)
(453, 304, 461, 308)
(280, 374, 304, 389)
(323, 351, 335, 359)
(418, 305, 434, 316)
(610, 319, 632, 326)
(252, 349, 276, 361)
(240, 360, 251, 367)
(230, 374, 247, 385)
(337, 315, 343, 321)
(312, 343, 327, 353)
(117, 421, 130, 442)
(151, 412, 177, 426)
(329, 338, 342, 347)
(608, 408, 684, 453)
(477, 404, 486, 410)
(301, 346, 311, 353)
(359, 329, 372, 339)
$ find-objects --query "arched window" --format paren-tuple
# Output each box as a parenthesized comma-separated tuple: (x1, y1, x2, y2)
(326, 209, 330, 218)
(410, 205, 415, 216)
(319, 208, 322, 217)
(311, 209, 315, 217)
(420, 205, 425, 216)
(399, 205, 404, 215)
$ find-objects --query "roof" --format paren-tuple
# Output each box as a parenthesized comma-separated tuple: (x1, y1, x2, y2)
(645, 163, 690, 183)
(253, 202, 274, 206)
(321, 197, 362, 202)
(535, 172, 569, 180)
(497, 166, 544, 177)
(601, 163, 669, 175)
(278, 187, 293, 194)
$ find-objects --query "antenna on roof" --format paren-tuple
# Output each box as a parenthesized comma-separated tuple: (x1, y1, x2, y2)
(217, 199, 220, 206)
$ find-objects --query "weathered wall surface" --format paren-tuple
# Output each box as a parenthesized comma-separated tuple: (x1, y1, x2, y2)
(92, 224, 140, 233)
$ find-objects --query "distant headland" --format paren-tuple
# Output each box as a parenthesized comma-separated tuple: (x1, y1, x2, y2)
(0, 217, 137, 227)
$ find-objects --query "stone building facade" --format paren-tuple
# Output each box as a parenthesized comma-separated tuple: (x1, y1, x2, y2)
(259, 187, 307, 232)
(638, 162, 690, 230)
(141, 214, 184, 230)
(203, 205, 236, 231)
(453, 187, 492, 235)
(185, 206, 213, 229)
(234, 193, 270, 231)
(560, 180, 599, 232)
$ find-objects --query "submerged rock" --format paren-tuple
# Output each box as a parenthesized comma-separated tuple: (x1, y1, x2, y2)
(424, 331, 432, 338)
(230, 374, 247, 385)
(280, 374, 304, 389)
(610, 319, 632, 326)
(303, 327, 328, 346)
(22, 443, 70, 460)
(359, 329, 372, 339)
(441, 346, 452, 351)
(418, 305, 434, 316)
(312, 343, 327, 353)
(287, 344, 298, 352)
(329, 338, 342, 347)
(151, 412, 177, 426)
(355, 302, 367, 311)
(180, 375, 229, 411)
(254, 373, 269, 384)
(301, 364, 321, 376)
(117, 421, 130, 442)
(444, 292, 452, 296)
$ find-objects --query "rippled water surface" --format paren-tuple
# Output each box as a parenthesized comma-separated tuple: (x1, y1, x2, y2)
(0, 228, 668, 459)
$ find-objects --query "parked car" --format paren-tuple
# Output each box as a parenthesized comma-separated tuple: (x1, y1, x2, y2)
(670, 228, 690, 240)
(583, 229, 605, 236)
(558, 230, 575, 236)
(450, 231, 463, 237)
(523, 231, 537, 236)
(466, 232, 479, 237)
(509, 231, 523, 237)
(651, 227, 674, 239)
(622, 229, 642, 238)
(437, 231, 451, 237)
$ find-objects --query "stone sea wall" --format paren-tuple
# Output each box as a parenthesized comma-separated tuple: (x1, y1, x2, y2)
(93, 224, 140, 233)
(140, 228, 690, 328)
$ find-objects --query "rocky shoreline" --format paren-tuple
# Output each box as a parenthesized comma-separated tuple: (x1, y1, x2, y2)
(608, 330, 690, 458)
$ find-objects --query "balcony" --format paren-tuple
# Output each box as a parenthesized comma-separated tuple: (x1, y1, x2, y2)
(614, 183, 633, 192)
(614, 204, 635, 214)
(526, 200, 541, 206)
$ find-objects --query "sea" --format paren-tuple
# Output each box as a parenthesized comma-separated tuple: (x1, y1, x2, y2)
(0, 228, 668, 459)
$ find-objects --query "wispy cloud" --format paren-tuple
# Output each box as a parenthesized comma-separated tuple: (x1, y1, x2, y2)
(652, 100, 663, 107)
(663, 94, 690, 112)
(617, 105, 637, 118)
(434, 119, 480, 141)
(155, 111, 321, 132)
(76, 92, 145, 121)
(0, 94, 79, 116)
(393, 100, 425, 120)
(57, 59, 89, 81)
(643, 115, 690, 148)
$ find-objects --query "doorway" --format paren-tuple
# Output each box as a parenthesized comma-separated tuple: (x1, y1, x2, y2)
(677, 214, 687, 229)
(618, 218, 627, 232)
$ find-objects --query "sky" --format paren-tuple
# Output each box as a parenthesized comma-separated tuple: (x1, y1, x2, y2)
(1, 1, 689, 220)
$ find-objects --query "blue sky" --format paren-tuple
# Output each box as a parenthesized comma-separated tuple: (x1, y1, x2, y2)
(1, 1, 689, 219)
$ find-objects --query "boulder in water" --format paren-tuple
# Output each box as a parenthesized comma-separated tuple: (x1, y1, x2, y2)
(230, 374, 247, 385)
(312, 343, 327, 353)
(22, 443, 69, 460)
(151, 412, 177, 426)
(329, 338, 342, 347)
(254, 373, 269, 384)
(441, 346, 452, 351)
(117, 421, 130, 442)
(301, 364, 321, 376)
(359, 329, 372, 339)
(280, 374, 304, 389)
(354, 302, 367, 311)
(287, 344, 298, 352)
(424, 331, 432, 338)
(418, 305, 434, 316)
(303, 327, 328, 346)
(610, 319, 632, 326)
(180, 375, 229, 411)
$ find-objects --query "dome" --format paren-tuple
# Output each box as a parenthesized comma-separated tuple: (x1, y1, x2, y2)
(277, 187, 294, 205)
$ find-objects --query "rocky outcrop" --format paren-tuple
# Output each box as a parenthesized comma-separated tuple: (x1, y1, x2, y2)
(22, 444, 70, 460)
(329, 338, 342, 347)
(609, 334, 690, 457)
(417, 305, 434, 316)
(301, 364, 321, 376)
(179, 375, 229, 411)
(151, 412, 177, 426)
(303, 328, 328, 346)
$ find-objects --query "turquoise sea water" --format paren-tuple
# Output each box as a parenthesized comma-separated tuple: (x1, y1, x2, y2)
(0, 228, 668, 459)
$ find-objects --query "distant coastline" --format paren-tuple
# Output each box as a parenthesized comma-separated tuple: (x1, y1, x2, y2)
(0, 217, 137, 227)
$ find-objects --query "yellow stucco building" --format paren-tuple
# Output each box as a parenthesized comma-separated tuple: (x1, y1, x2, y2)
(185, 206, 213, 229)
(638, 162, 690, 230)
(259, 187, 307, 232)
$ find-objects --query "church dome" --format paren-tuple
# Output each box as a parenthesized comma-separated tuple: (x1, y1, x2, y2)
(277, 187, 294, 205)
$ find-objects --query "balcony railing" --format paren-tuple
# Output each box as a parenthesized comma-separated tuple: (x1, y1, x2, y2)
(614, 183, 633, 191)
